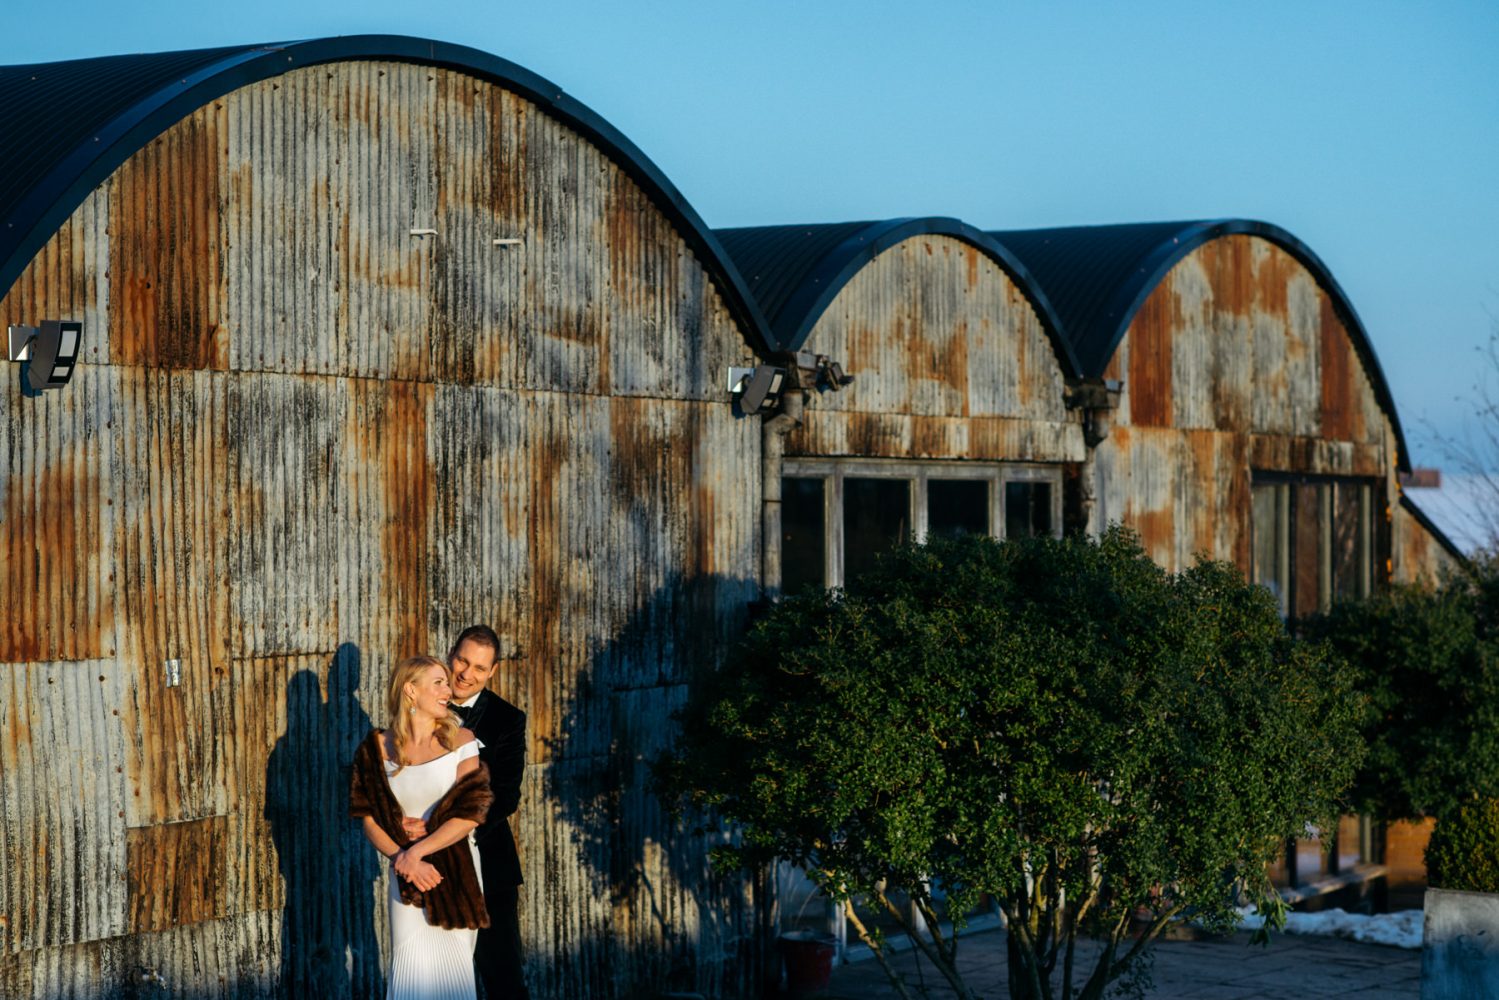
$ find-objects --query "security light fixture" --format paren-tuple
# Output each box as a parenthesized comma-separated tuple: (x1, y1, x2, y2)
(8, 325, 34, 361)
(726, 366, 755, 393)
(737, 365, 786, 415)
(8, 321, 83, 391)
(824, 360, 853, 390)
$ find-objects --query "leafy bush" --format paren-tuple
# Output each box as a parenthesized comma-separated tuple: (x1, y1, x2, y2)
(1304, 557, 1499, 822)
(1426, 797, 1499, 893)
(656, 528, 1363, 1000)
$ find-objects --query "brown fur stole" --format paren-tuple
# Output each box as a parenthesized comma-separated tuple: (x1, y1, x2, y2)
(349, 728, 493, 930)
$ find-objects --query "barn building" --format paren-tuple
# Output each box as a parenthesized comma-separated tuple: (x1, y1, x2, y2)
(720, 217, 1463, 925)
(0, 36, 776, 999)
(0, 35, 1468, 1000)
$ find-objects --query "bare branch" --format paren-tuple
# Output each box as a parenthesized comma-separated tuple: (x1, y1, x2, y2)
(872, 888, 975, 1000)
(1109, 901, 1189, 981)
(843, 900, 918, 1000)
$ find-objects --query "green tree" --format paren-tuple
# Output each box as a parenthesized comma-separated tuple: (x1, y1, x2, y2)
(656, 528, 1363, 1000)
(1426, 797, 1499, 893)
(1303, 557, 1499, 823)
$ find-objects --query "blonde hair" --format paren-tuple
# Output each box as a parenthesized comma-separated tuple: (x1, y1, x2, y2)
(385, 654, 462, 775)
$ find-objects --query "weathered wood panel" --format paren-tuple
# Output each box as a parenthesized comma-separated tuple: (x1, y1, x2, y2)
(0, 59, 764, 999)
(1099, 236, 1399, 574)
(788, 235, 1082, 463)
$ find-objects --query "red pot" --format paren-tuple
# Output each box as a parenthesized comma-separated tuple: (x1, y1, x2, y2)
(778, 931, 837, 997)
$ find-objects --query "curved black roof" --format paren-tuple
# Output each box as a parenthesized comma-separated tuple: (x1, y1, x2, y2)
(988, 219, 1411, 471)
(715, 217, 1081, 376)
(0, 36, 774, 355)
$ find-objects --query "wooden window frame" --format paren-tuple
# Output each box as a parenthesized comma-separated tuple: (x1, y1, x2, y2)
(1250, 472, 1381, 619)
(783, 458, 1064, 590)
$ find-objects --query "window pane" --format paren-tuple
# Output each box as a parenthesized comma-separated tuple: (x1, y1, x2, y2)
(782, 477, 826, 594)
(1004, 481, 1053, 539)
(929, 479, 989, 539)
(843, 478, 910, 584)
(1292, 483, 1326, 619)
(1252, 483, 1289, 616)
(1332, 481, 1370, 602)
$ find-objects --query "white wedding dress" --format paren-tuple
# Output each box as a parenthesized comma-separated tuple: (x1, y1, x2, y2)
(385, 741, 484, 1000)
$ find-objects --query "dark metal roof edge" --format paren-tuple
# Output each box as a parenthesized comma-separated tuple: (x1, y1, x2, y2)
(1036, 218, 1412, 474)
(1399, 492, 1471, 567)
(769, 216, 1082, 376)
(0, 35, 775, 357)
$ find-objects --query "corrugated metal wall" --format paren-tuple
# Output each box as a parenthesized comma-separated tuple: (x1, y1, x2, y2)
(1092, 235, 1401, 573)
(1393, 501, 1461, 583)
(0, 62, 764, 998)
(786, 236, 1084, 463)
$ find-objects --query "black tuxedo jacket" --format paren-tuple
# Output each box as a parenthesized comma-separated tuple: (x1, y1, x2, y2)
(460, 689, 525, 886)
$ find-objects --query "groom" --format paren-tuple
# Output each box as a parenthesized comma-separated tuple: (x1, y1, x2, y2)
(426, 624, 529, 999)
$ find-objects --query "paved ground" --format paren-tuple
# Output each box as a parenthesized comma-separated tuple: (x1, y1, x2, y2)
(822, 928, 1421, 999)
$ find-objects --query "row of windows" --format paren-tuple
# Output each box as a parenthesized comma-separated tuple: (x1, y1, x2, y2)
(779, 461, 1384, 621)
(779, 460, 1062, 593)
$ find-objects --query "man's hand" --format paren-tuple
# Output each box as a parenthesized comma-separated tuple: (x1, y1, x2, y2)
(401, 816, 428, 840)
(393, 848, 443, 892)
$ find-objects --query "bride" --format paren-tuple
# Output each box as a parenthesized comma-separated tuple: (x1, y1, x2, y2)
(349, 655, 493, 999)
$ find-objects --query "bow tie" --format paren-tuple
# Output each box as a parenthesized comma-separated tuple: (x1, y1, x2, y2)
(449, 701, 472, 720)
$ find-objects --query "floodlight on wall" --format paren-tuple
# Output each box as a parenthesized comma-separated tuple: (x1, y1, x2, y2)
(823, 359, 854, 390)
(733, 364, 786, 415)
(9, 321, 83, 391)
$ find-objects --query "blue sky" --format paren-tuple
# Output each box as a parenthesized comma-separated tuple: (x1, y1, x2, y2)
(7, 1, 1497, 536)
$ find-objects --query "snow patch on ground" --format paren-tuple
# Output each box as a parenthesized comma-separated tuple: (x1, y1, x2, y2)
(1237, 908, 1424, 950)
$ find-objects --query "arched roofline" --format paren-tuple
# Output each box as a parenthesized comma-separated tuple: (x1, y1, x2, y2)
(1114, 220, 1410, 472)
(768, 217, 1082, 376)
(991, 219, 1412, 472)
(0, 35, 775, 356)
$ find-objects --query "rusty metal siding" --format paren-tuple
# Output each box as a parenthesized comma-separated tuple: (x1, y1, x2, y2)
(0, 659, 129, 953)
(1393, 499, 1461, 584)
(1100, 236, 1399, 574)
(0, 362, 117, 665)
(0, 60, 763, 999)
(117, 371, 233, 828)
(112, 109, 229, 370)
(787, 235, 1083, 463)
(0, 187, 112, 367)
(206, 63, 737, 400)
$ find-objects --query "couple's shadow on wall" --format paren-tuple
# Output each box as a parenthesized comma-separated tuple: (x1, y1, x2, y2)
(265, 643, 381, 997)
(542, 572, 766, 997)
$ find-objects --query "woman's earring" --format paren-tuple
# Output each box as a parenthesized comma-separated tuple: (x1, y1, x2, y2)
(409, 705, 416, 715)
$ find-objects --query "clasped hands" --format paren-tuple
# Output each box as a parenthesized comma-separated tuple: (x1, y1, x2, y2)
(393, 817, 441, 891)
